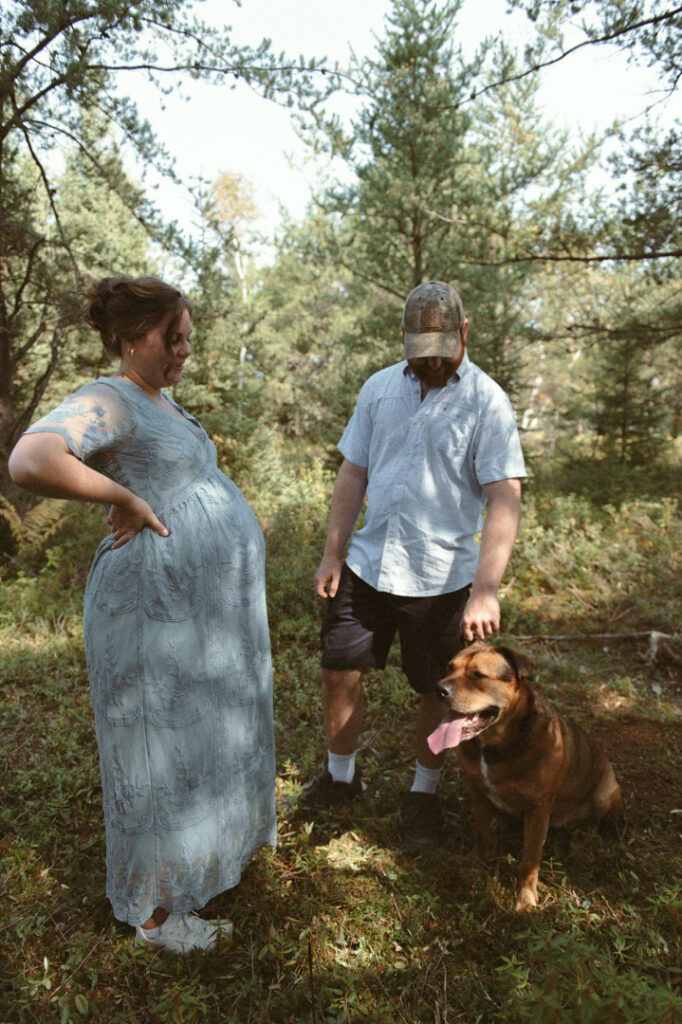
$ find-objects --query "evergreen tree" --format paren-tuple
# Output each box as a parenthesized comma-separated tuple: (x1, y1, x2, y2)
(177, 171, 260, 447)
(504, 1, 682, 460)
(590, 335, 668, 465)
(506, 2, 682, 256)
(302, 0, 596, 412)
(54, 112, 156, 391)
(581, 268, 677, 464)
(458, 38, 599, 395)
(250, 212, 360, 452)
(318, 0, 476, 298)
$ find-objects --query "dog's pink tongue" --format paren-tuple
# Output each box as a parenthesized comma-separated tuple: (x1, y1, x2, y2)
(428, 714, 465, 755)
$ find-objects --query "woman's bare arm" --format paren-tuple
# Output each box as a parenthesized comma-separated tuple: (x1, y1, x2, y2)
(9, 432, 168, 548)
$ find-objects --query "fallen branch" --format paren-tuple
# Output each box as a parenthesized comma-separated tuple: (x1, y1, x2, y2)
(510, 631, 675, 642)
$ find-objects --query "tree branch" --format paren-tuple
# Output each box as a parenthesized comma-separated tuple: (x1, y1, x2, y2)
(510, 630, 675, 641)
(6, 236, 47, 332)
(12, 319, 67, 445)
(333, 252, 406, 299)
(16, 112, 81, 280)
(467, 4, 682, 105)
(1, 11, 92, 85)
(11, 296, 52, 371)
(26, 116, 171, 241)
(449, 248, 682, 266)
(86, 60, 354, 85)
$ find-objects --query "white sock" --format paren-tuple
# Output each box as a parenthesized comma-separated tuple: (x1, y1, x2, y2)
(327, 750, 356, 784)
(410, 760, 442, 795)
(139, 924, 161, 938)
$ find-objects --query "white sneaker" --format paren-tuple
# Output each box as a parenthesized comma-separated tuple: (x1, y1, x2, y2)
(135, 914, 233, 953)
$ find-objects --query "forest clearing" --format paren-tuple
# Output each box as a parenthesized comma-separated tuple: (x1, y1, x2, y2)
(2, 1, 681, 1020)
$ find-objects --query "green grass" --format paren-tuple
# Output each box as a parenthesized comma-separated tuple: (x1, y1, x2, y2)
(1, 467, 681, 1023)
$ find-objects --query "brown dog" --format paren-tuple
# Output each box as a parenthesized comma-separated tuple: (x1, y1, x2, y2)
(428, 642, 623, 912)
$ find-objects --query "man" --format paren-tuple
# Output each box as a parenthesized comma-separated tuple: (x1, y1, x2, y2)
(302, 281, 526, 849)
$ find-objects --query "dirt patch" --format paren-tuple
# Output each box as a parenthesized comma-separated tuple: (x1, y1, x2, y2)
(591, 714, 682, 821)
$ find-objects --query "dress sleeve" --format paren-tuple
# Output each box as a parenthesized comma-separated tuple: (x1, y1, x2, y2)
(25, 381, 135, 463)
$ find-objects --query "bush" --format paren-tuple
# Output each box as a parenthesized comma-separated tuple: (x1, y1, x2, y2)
(495, 894, 682, 1023)
(527, 451, 681, 506)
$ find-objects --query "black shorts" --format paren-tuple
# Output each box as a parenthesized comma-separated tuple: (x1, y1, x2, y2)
(320, 565, 471, 694)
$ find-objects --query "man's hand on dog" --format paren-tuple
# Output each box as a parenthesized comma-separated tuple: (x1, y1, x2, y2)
(460, 586, 500, 642)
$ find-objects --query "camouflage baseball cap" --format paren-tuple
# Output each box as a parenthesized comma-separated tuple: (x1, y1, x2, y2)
(402, 281, 465, 358)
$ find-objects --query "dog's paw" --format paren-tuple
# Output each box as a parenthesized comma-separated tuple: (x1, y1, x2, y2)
(514, 888, 537, 913)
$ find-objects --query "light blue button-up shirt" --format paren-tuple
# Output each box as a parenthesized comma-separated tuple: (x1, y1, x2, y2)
(339, 352, 527, 597)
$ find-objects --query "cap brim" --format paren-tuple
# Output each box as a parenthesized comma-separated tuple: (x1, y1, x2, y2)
(404, 331, 461, 359)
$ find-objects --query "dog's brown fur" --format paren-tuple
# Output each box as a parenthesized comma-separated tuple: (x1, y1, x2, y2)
(433, 642, 623, 911)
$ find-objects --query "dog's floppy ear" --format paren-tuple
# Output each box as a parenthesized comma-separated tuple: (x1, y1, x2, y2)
(496, 646, 533, 683)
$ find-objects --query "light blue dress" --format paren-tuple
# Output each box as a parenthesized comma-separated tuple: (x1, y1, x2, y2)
(27, 377, 276, 925)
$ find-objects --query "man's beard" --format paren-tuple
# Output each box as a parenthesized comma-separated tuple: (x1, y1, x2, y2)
(408, 358, 458, 389)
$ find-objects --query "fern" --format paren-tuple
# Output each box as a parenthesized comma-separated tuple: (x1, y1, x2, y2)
(0, 494, 74, 553)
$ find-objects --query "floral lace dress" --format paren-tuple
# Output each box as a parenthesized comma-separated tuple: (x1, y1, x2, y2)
(27, 377, 276, 925)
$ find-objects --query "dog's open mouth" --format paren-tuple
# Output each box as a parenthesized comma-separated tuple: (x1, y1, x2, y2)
(427, 707, 499, 755)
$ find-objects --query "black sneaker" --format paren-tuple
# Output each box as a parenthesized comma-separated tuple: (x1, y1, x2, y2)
(299, 766, 363, 810)
(402, 791, 442, 849)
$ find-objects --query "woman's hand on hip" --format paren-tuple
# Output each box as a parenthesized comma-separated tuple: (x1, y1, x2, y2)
(108, 495, 169, 549)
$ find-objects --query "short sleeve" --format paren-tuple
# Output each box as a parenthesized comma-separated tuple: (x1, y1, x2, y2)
(25, 381, 135, 462)
(337, 379, 374, 468)
(472, 390, 527, 485)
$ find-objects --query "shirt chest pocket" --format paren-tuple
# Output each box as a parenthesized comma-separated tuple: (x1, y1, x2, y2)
(429, 409, 477, 456)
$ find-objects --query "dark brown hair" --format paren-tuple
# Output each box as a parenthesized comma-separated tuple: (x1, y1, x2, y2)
(85, 275, 190, 356)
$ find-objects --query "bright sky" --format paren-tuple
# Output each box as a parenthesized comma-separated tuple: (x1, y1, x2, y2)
(128, 0, 679, 241)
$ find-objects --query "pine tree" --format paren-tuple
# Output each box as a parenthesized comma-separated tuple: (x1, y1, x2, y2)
(303, 0, 596, 411)
(503, 1, 682, 462)
(458, 38, 600, 396)
(319, 0, 475, 297)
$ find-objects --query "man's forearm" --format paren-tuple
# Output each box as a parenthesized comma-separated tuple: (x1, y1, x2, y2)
(471, 479, 522, 595)
(322, 460, 368, 559)
(460, 478, 522, 641)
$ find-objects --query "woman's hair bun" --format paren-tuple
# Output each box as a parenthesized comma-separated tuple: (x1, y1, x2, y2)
(84, 278, 119, 344)
(83, 275, 188, 357)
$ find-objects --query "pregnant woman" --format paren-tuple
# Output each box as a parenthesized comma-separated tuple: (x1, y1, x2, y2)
(9, 276, 276, 953)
